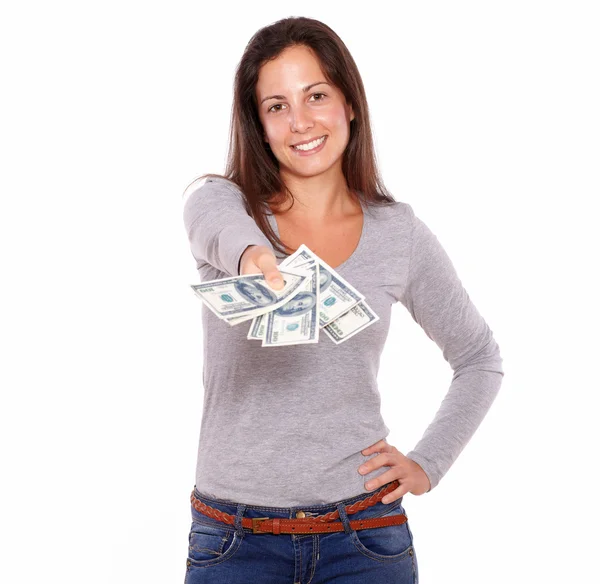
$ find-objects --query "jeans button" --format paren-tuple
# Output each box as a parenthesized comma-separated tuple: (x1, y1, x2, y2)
(296, 511, 306, 518)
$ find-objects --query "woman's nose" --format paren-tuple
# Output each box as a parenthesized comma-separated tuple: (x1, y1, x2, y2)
(290, 106, 314, 133)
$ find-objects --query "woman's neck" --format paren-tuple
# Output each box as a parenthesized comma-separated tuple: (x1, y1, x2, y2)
(271, 172, 358, 222)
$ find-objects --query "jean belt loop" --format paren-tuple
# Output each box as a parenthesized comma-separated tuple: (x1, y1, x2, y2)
(335, 501, 353, 535)
(234, 503, 246, 535)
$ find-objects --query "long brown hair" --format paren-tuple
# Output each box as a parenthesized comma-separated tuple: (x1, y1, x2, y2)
(184, 16, 397, 256)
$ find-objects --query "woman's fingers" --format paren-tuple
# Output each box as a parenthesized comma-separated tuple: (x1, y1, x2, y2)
(359, 452, 393, 475)
(362, 439, 389, 455)
(239, 245, 262, 275)
(240, 245, 283, 289)
(255, 248, 284, 290)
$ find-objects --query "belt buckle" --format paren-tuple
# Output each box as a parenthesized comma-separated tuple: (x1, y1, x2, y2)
(252, 517, 270, 534)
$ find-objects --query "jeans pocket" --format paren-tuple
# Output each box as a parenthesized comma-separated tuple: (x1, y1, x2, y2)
(350, 502, 415, 563)
(186, 520, 244, 568)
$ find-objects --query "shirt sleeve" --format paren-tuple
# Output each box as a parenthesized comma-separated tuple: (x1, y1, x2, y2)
(182, 178, 275, 277)
(398, 204, 505, 493)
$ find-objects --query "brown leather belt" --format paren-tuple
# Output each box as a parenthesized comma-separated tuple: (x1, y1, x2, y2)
(190, 480, 407, 535)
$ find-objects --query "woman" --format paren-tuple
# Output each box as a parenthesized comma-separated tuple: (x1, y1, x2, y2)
(182, 16, 504, 583)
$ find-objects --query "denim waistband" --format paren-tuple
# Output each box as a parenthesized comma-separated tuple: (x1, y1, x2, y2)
(191, 480, 404, 526)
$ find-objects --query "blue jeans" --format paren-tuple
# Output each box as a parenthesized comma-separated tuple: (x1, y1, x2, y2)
(184, 482, 419, 583)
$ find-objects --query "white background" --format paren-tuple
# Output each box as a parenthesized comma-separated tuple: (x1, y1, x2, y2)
(2, 1, 598, 582)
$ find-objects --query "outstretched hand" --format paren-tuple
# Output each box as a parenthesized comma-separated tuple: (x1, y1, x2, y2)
(239, 245, 284, 290)
(358, 440, 431, 503)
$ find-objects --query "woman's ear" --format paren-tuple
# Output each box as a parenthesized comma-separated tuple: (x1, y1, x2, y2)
(347, 101, 355, 122)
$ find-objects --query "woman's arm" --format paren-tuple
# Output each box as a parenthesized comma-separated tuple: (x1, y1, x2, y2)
(182, 177, 274, 276)
(399, 204, 505, 492)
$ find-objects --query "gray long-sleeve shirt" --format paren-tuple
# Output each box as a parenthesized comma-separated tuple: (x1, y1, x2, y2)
(182, 176, 504, 507)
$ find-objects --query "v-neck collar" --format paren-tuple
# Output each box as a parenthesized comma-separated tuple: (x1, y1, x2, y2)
(266, 199, 368, 271)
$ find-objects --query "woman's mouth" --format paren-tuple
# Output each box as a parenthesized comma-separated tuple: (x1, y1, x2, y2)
(290, 135, 327, 156)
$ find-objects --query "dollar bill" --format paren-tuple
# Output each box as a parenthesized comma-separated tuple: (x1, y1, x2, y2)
(189, 266, 310, 323)
(260, 259, 320, 346)
(190, 244, 379, 346)
(274, 243, 365, 327)
(322, 300, 380, 344)
(246, 244, 376, 345)
(247, 251, 318, 343)
(247, 246, 317, 343)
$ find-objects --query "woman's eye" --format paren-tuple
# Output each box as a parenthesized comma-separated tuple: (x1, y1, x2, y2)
(267, 93, 327, 114)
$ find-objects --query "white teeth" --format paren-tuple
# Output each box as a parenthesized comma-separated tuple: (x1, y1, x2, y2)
(293, 136, 325, 151)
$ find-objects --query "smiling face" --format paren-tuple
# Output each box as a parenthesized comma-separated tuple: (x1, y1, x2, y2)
(255, 44, 355, 180)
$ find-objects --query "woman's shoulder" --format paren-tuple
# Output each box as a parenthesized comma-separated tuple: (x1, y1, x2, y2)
(182, 175, 247, 231)
(183, 175, 243, 205)
(364, 197, 415, 227)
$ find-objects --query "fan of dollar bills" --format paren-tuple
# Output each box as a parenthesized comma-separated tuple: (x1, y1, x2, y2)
(189, 243, 379, 346)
